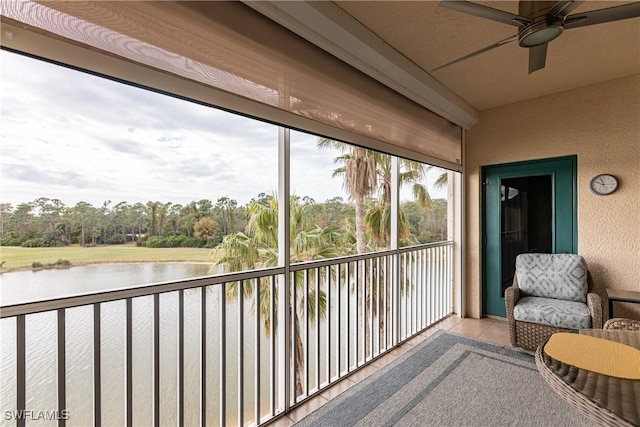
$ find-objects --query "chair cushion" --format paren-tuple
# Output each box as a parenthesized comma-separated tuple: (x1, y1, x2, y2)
(513, 296, 592, 330)
(516, 253, 588, 302)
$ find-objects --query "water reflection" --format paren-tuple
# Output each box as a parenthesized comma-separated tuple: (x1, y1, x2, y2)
(0, 263, 213, 306)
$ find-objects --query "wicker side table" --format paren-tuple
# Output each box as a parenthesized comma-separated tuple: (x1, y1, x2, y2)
(604, 317, 640, 331)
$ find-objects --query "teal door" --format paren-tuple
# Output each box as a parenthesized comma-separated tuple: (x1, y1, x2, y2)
(483, 156, 577, 317)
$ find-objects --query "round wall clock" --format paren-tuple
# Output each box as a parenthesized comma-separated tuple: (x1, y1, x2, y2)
(589, 174, 618, 195)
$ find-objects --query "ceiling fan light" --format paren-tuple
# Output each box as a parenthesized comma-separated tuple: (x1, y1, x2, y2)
(519, 19, 564, 47)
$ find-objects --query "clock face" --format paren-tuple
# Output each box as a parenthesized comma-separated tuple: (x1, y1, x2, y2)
(590, 174, 618, 195)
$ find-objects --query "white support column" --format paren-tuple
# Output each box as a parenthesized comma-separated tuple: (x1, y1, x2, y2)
(391, 156, 400, 345)
(449, 130, 466, 318)
(277, 127, 291, 411)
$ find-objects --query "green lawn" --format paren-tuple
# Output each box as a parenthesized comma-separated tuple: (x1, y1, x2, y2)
(0, 244, 215, 272)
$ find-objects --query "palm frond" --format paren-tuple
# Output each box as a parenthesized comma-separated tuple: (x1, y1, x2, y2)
(434, 172, 448, 190)
(211, 232, 260, 272)
(412, 183, 432, 210)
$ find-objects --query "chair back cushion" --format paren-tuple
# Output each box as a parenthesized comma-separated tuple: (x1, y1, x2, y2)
(516, 253, 588, 302)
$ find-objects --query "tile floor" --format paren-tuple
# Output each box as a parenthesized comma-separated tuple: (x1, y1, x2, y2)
(267, 315, 510, 426)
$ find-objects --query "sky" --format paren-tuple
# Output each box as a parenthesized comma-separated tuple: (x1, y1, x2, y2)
(0, 49, 447, 209)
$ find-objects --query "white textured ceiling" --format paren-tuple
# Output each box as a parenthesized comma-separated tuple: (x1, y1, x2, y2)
(334, 1, 640, 111)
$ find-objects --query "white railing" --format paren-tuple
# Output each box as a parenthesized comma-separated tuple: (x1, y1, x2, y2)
(0, 241, 453, 427)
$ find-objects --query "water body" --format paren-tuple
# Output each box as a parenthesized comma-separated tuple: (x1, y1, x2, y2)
(0, 262, 214, 306)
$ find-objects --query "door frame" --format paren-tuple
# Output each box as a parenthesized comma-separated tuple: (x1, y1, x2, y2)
(482, 155, 578, 317)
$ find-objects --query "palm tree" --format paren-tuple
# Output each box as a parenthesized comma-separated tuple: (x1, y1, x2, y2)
(212, 195, 337, 397)
(317, 138, 377, 255)
(318, 138, 436, 251)
(367, 155, 432, 248)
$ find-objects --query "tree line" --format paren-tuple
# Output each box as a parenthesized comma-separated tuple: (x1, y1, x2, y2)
(0, 196, 244, 248)
(0, 194, 446, 251)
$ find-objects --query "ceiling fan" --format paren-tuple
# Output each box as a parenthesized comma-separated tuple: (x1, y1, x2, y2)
(433, 0, 640, 74)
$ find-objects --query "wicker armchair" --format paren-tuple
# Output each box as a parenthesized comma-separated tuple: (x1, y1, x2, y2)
(505, 253, 603, 351)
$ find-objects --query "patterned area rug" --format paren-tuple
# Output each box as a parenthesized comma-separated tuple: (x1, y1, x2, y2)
(294, 331, 595, 427)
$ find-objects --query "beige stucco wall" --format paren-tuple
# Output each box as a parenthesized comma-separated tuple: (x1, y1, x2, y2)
(464, 73, 640, 320)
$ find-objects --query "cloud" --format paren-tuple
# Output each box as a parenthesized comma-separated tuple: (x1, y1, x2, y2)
(2, 163, 90, 188)
(101, 138, 154, 159)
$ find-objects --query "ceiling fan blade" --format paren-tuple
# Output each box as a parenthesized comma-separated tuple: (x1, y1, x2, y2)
(528, 43, 548, 74)
(431, 35, 518, 72)
(439, 0, 530, 27)
(547, 1, 584, 18)
(565, 2, 640, 29)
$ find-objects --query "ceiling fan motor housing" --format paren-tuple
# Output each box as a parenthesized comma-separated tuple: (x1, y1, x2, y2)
(518, 17, 564, 47)
(517, 0, 565, 47)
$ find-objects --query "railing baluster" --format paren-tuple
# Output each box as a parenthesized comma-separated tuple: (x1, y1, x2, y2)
(270, 276, 276, 417)
(220, 283, 226, 427)
(57, 309, 66, 427)
(153, 295, 160, 427)
(201, 286, 207, 427)
(438, 246, 442, 317)
(365, 259, 377, 359)
(291, 272, 297, 404)
(410, 251, 414, 336)
(325, 265, 331, 384)
(355, 260, 359, 366)
(375, 257, 380, 356)
(346, 262, 350, 372)
(393, 256, 397, 345)
(363, 259, 367, 361)
(303, 270, 309, 397)
(336, 264, 342, 377)
(410, 252, 414, 337)
(437, 246, 442, 320)
(178, 291, 184, 427)
(447, 245, 452, 312)
(404, 253, 409, 340)
(255, 278, 260, 426)
(93, 304, 101, 427)
(415, 251, 419, 332)
(383, 256, 388, 351)
(416, 250, 422, 331)
(238, 281, 244, 427)
(423, 249, 427, 329)
(16, 315, 25, 427)
(315, 267, 320, 392)
(126, 298, 133, 427)
(433, 247, 438, 321)
(429, 248, 434, 325)
(420, 251, 423, 329)
(422, 249, 427, 329)
(384, 257, 395, 349)
(398, 253, 402, 341)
